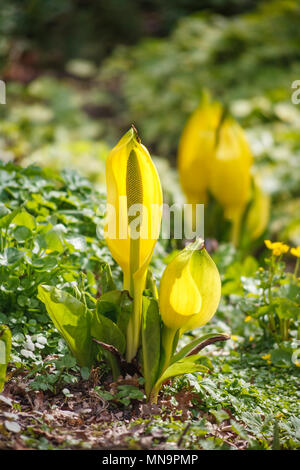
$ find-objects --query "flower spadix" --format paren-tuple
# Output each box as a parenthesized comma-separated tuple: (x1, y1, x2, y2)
(159, 239, 221, 333)
(178, 96, 222, 204)
(105, 126, 163, 361)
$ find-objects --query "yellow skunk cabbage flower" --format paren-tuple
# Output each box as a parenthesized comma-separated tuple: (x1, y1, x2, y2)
(209, 115, 253, 245)
(246, 179, 270, 241)
(178, 97, 222, 204)
(105, 127, 163, 361)
(159, 239, 221, 333)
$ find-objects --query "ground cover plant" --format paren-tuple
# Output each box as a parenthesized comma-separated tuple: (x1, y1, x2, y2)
(0, 0, 300, 452)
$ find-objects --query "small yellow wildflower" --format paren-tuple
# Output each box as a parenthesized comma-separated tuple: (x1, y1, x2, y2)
(264, 240, 289, 256)
(291, 246, 300, 258)
(261, 353, 271, 360)
(276, 412, 283, 419)
(264, 240, 274, 250)
(231, 335, 238, 342)
(295, 361, 300, 367)
(245, 315, 252, 322)
(249, 336, 254, 341)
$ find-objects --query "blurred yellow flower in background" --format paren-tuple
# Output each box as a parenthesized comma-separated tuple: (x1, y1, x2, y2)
(178, 94, 222, 205)
(291, 246, 300, 258)
(264, 240, 289, 256)
(178, 94, 255, 246)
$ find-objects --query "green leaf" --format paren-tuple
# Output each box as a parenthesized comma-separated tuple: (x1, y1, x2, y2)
(80, 367, 90, 380)
(0, 247, 23, 266)
(270, 348, 292, 368)
(274, 298, 299, 320)
(116, 385, 145, 401)
(94, 387, 114, 401)
(96, 290, 123, 323)
(0, 207, 22, 229)
(13, 226, 32, 242)
(117, 291, 133, 336)
(171, 333, 230, 364)
(44, 228, 65, 253)
(37, 285, 93, 367)
(0, 325, 11, 393)
(210, 409, 230, 423)
(13, 209, 36, 231)
(91, 311, 125, 356)
(28, 255, 58, 271)
(141, 296, 161, 397)
(152, 354, 210, 398)
(99, 262, 116, 293)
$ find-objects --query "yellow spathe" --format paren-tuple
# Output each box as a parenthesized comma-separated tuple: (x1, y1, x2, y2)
(178, 97, 222, 204)
(210, 116, 253, 220)
(105, 127, 163, 361)
(159, 239, 221, 333)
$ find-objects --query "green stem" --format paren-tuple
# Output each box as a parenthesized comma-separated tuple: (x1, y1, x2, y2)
(231, 211, 241, 247)
(105, 351, 121, 380)
(159, 326, 177, 376)
(125, 269, 147, 362)
(268, 255, 276, 333)
(148, 327, 179, 404)
(149, 385, 160, 404)
(294, 258, 300, 280)
(146, 270, 158, 299)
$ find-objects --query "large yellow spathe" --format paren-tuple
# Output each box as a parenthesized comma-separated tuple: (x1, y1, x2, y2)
(159, 239, 221, 333)
(178, 98, 222, 205)
(210, 116, 253, 218)
(105, 127, 163, 361)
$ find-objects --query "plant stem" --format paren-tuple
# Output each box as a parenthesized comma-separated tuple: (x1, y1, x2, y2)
(125, 269, 147, 362)
(231, 211, 241, 247)
(294, 258, 300, 280)
(159, 326, 177, 376)
(268, 255, 276, 333)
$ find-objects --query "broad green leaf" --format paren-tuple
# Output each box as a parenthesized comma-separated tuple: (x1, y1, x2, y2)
(141, 297, 161, 397)
(44, 228, 65, 253)
(13, 209, 36, 231)
(210, 409, 230, 423)
(37, 285, 93, 367)
(0, 325, 11, 393)
(117, 291, 133, 336)
(28, 255, 58, 271)
(99, 262, 116, 293)
(153, 354, 210, 395)
(13, 226, 32, 242)
(91, 311, 125, 356)
(270, 348, 292, 367)
(0, 205, 10, 219)
(0, 247, 23, 266)
(277, 284, 300, 302)
(274, 298, 299, 320)
(0, 207, 22, 229)
(171, 333, 230, 364)
(96, 290, 132, 336)
(97, 290, 123, 323)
